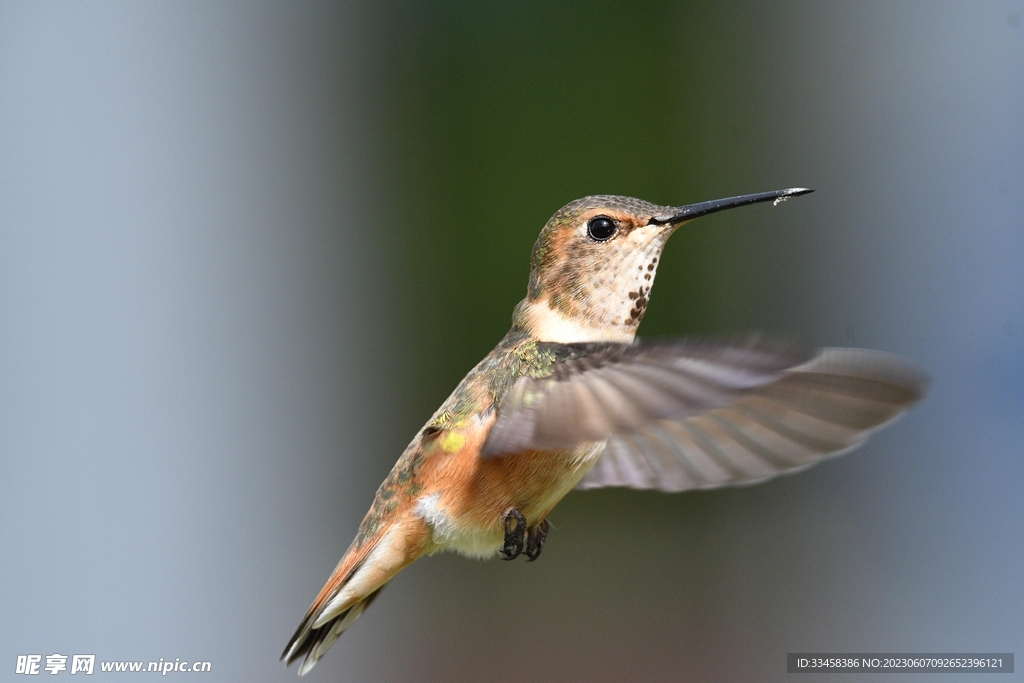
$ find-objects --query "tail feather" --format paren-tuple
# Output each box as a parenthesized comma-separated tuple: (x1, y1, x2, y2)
(282, 516, 429, 675)
(286, 587, 386, 675)
(280, 537, 369, 673)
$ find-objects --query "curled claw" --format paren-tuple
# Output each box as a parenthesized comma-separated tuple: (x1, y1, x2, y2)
(525, 519, 550, 562)
(500, 508, 527, 560)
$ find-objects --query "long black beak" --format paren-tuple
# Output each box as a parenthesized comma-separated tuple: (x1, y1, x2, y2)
(648, 187, 813, 226)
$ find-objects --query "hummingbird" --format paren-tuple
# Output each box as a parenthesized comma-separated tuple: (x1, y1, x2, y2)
(282, 188, 926, 675)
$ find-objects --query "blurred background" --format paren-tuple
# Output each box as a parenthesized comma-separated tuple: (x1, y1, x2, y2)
(1, 2, 1022, 681)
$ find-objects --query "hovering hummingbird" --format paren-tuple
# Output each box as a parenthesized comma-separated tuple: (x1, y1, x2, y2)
(282, 188, 926, 675)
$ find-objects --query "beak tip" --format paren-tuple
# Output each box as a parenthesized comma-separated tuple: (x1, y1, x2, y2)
(771, 187, 814, 206)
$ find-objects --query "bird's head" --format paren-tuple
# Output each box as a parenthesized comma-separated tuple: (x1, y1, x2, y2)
(514, 189, 812, 343)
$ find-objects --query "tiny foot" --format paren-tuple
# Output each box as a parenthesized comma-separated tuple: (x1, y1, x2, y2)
(525, 518, 550, 562)
(500, 508, 527, 560)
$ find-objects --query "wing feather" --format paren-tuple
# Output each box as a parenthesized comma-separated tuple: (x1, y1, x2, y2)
(576, 347, 928, 491)
(484, 339, 925, 492)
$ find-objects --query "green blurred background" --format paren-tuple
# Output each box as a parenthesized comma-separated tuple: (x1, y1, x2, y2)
(2, 2, 1022, 681)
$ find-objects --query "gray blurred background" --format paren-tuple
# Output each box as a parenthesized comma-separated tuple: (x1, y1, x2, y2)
(1, 2, 1021, 681)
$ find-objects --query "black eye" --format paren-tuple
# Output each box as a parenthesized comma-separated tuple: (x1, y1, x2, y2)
(587, 216, 617, 241)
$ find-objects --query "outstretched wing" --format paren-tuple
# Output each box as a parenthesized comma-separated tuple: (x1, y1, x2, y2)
(578, 348, 927, 491)
(483, 340, 927, 493)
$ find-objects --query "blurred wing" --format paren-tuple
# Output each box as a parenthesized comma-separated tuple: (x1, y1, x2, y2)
(576, 348, 928, 491)
(482, 337, 813, 456)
